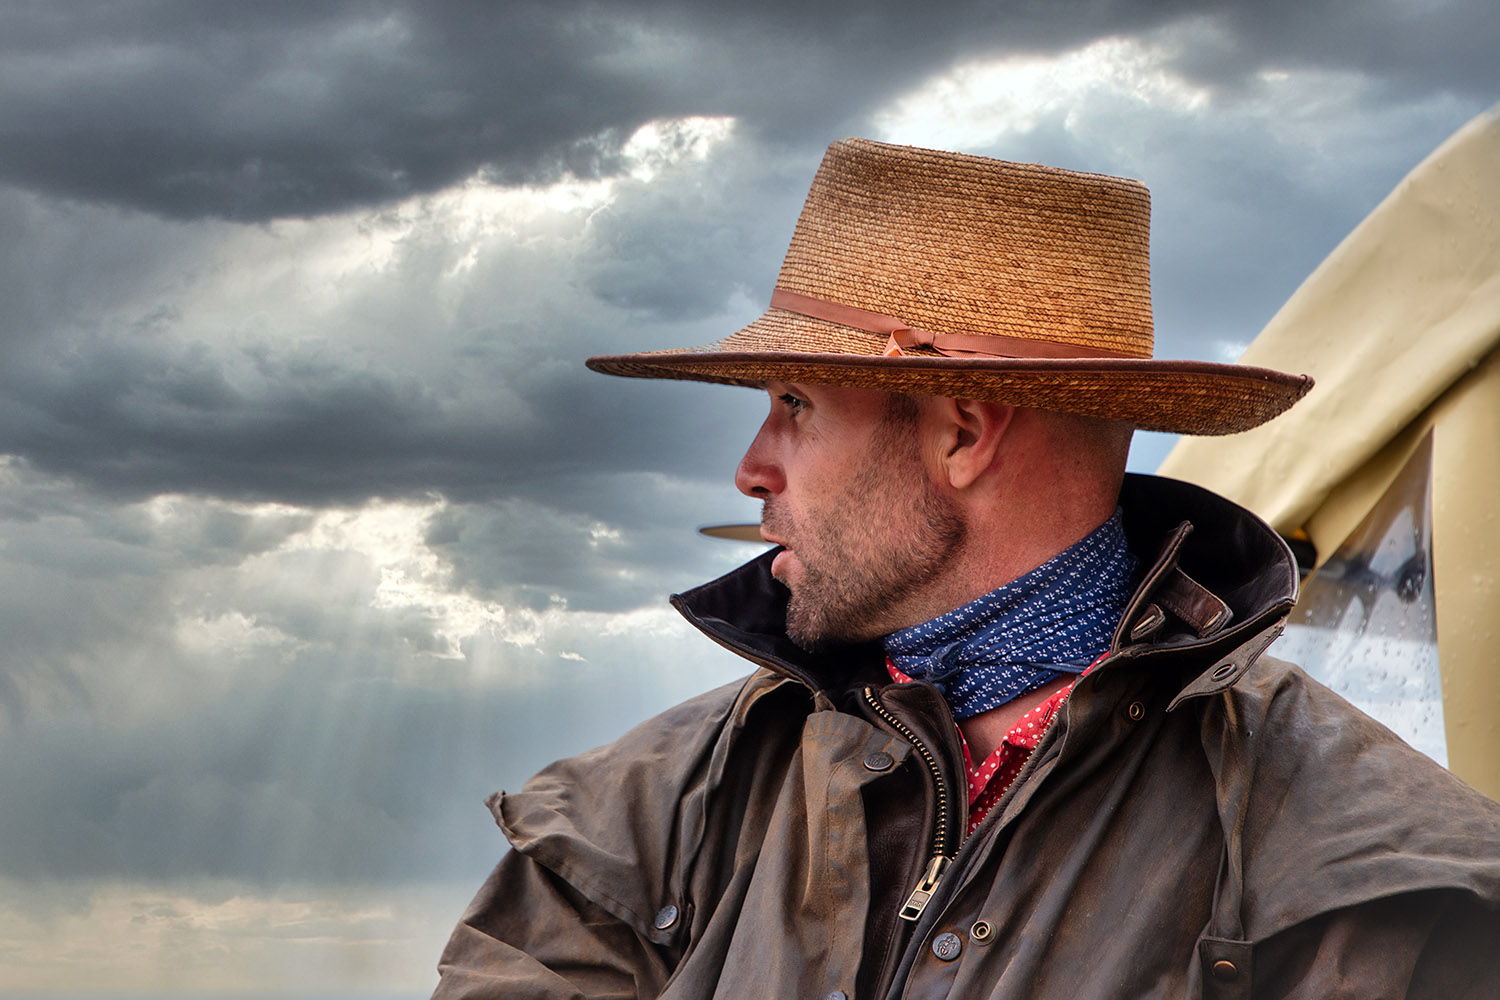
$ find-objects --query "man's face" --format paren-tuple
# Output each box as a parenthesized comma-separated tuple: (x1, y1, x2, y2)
(735, 381, 965, 649)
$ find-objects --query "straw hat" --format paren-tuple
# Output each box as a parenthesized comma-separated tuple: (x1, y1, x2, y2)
(587, 138, 1311, 434)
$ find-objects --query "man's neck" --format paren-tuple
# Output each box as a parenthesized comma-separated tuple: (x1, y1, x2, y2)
(957, 674, 1073, 760)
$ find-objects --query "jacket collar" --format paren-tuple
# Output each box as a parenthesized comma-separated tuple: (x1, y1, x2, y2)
(671, 473, 1299, 695)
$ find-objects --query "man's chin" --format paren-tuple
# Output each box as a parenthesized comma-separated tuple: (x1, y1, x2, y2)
(784, 624, 830, 654)
(782, 594, 824, 652)
(784, 596, 880, 653)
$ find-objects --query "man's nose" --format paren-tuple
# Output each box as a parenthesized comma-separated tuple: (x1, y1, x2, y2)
(735, 421, 785, 498)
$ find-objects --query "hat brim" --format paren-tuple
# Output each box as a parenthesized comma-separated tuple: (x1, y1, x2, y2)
(586, 311, 1311, 436)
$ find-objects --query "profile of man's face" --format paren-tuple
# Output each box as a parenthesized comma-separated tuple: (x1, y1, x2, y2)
(737, 383, 966, 649)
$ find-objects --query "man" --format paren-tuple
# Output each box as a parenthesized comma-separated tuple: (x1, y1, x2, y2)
(433, 140, 1500, 998)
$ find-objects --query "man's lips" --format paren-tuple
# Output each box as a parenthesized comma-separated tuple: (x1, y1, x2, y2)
(760, 510, 792, 578)
(765, 534, 796, 581)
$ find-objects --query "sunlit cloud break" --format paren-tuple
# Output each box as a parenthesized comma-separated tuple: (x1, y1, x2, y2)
(872, 36, 1211, 150)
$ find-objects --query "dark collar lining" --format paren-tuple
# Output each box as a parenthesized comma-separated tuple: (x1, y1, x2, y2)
(672, 473, 1298, 694)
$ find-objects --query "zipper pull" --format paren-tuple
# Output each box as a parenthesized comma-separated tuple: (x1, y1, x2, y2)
(899, 854, 951, 922)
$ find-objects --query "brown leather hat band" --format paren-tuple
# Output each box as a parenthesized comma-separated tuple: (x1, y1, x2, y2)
(769, 287, 1133, 360)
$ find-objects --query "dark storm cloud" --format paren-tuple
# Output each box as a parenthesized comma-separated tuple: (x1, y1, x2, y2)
(0, 304, 767, 505)
(0, 333, 479, 502)
(8, 0, 1489, 221)
(0, 136, 782, 507)
(576, 158, 802, 320)
(0, 0, 1081, 219)
(1173, 0, 1500, 97)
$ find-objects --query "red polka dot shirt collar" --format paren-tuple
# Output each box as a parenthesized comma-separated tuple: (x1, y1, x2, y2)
(885, 652, 1106, 834)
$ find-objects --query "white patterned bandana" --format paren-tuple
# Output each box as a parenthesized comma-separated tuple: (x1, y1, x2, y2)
(882, 508, 1138, 720)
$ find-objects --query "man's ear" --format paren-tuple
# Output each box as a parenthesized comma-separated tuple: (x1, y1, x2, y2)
(929, 397, 1015, 490)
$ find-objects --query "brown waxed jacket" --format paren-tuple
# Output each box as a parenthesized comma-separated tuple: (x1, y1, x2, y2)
(433, 475, 1500, 999)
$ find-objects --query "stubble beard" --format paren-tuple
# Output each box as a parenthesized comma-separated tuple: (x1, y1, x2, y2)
(766, 438, 967, 651)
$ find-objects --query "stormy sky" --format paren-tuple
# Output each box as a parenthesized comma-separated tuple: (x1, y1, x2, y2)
(0, 1, 1495, 993)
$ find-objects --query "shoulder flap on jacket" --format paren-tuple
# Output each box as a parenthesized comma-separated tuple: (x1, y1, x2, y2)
(490, 670, 808, 944)
(1198, 656, 1500, 942)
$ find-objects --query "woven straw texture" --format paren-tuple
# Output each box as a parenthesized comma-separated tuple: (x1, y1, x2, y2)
(587, 139, 1311, 435)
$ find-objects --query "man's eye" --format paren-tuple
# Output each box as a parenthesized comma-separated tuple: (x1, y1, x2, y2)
(778, 393, 807, 415)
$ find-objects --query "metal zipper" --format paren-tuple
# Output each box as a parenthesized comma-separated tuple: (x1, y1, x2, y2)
(862, 685, 955, 922)
(935, 660, 1107, 897)
(901, 666, 1095, 927)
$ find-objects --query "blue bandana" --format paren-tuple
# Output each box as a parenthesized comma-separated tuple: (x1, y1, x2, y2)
(882, 508, 1137, 720)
